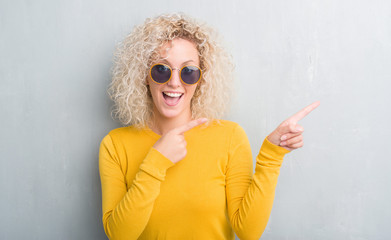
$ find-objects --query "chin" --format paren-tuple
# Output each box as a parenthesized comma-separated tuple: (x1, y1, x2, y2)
(157, 108, 186, 119)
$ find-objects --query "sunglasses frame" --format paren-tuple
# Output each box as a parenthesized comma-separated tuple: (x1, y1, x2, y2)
(149, 63, 202, 86)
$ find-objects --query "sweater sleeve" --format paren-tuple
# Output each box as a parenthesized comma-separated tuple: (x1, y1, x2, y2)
(99, 134, 175, 240)
(226, 125, 290, 240)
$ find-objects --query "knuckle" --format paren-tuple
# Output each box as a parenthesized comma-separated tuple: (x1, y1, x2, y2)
(286, 133, 293, 138)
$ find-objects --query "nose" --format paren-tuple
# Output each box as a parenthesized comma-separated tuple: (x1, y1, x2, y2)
(167, 68, 181, 88)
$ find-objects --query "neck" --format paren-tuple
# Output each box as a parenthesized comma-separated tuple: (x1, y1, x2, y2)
(149, 110, 192, 136)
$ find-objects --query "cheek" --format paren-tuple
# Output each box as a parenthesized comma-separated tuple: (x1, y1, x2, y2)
(188, 84, 199, 99)
(148, 85, 161, 103)
(147, 81, 158, 95)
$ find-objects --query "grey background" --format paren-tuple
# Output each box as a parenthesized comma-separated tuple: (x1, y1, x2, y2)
(1, 0, 390, 239)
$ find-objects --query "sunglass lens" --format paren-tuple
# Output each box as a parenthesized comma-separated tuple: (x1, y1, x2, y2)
(151, 64, 171, 83)
(181, 66, 201, 85)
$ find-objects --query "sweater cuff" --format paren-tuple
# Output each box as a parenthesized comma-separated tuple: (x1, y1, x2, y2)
(257, 137, 291, 167)
(139, 147, 175, 181)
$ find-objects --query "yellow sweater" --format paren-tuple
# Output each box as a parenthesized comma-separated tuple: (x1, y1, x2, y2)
(99, 120, 290, 240)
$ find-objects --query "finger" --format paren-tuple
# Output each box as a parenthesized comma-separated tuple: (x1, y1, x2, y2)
(280, 131, 302, 141)
(280, 134, 303, 146)
(278, 122, 304, 135)
(286, 141, 304, 149)
(288, 101, 320, 123)
(175, 118, 208, 134)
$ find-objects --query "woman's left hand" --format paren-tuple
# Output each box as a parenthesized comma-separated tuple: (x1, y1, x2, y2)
(267, 101, 320, 151)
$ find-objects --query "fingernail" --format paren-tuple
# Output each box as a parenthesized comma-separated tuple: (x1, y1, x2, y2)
(280, 141, 286, 146)
(296, 127, 304, 132)
(281, 135, 287, 141)
(201, 118, 208, 122)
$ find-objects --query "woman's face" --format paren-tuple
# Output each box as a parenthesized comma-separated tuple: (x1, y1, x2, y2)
(148, 38, 200, 122)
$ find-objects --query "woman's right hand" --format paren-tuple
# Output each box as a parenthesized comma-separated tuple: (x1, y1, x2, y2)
(153, 118, 208, 163)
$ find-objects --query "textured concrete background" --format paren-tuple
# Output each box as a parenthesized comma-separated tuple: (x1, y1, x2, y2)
(1, 0, 390, 239)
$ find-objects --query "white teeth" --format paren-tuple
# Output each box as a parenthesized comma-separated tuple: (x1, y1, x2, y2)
(164, 92, 183, 98)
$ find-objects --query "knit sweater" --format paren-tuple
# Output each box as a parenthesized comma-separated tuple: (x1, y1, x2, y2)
(99, 120, 290, 240)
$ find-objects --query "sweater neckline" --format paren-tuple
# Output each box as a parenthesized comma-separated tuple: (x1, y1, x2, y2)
(143, 123, 202, 139)
(144, 126, 162, 139)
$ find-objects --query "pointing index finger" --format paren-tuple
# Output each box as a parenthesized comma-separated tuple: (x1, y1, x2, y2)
(288, 101, 320, 123)
(175, 118, 208, 134)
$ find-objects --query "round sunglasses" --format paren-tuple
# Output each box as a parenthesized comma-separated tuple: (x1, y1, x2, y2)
(149, 63, 202, 85)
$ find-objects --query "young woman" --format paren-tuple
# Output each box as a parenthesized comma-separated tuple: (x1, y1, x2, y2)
(99, 13, 319, 240)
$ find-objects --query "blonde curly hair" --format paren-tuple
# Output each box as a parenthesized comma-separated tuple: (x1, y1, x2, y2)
(109, 13, 234, 127)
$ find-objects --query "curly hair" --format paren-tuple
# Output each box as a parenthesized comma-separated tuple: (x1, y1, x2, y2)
(108, 13, 234, 127)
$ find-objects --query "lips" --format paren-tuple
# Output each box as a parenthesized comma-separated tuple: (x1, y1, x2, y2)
(162, 91, 183, 106)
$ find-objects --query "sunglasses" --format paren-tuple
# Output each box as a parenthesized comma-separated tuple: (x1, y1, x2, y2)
(149, 63, 202, 85)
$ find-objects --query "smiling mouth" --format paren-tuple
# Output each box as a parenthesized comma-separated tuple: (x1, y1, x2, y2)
(162, 92, 183, 106)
